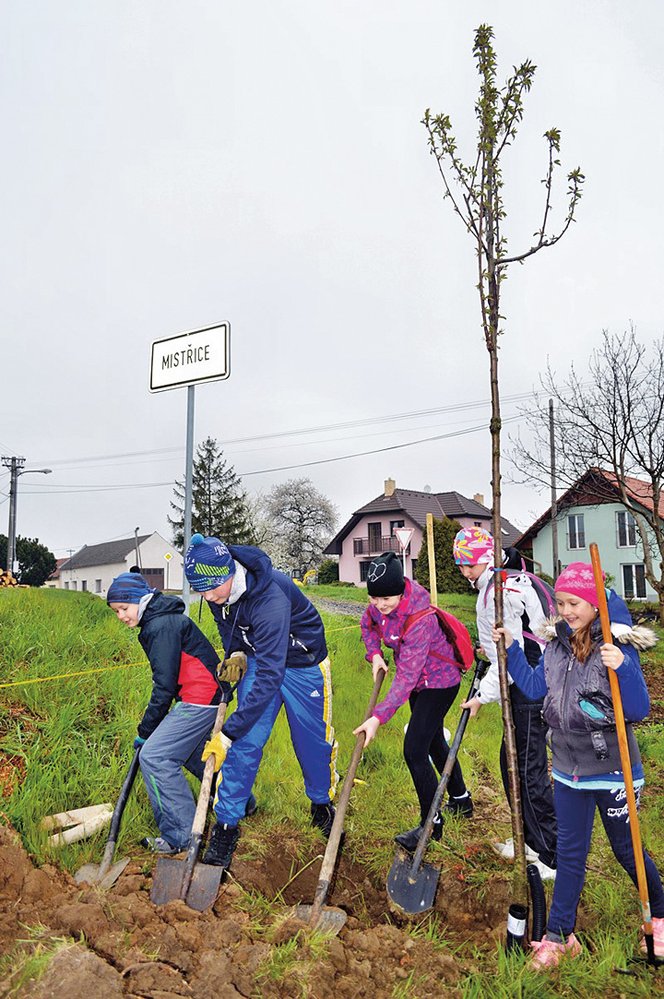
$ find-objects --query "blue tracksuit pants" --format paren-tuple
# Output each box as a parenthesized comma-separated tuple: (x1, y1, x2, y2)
(547, 780, 664, 937)
(139, 701, 218, 849)
(213, 656, 338, 827)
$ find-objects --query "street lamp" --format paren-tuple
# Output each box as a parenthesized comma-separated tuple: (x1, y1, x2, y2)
(1, 456, 52, 576)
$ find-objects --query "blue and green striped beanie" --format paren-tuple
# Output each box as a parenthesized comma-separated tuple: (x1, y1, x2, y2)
(107, 572, 154, 604)
(184, 533, 236, 592)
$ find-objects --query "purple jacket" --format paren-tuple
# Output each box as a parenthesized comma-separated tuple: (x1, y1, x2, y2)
(361, 579, 461, 724)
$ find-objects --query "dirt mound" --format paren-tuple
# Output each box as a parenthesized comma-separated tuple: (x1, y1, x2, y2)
(0, 821, 513, 997)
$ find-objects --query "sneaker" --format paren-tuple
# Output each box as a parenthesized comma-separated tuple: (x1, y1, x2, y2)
(394, 816, 443, 853)
(530, 933, 581, 969)
(442, 793, 474, 819)
(641, 915, 664, 957)
(532, 858, 557, 882)
(245, 792, 258, 817)
(310, 802, 335, 838)
(203, 822, 239, 868)
(140, 836, 183, 855)
(492, 837, 539, 862)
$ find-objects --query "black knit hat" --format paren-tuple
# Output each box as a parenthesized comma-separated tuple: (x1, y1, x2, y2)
(366, 552, 405, 597)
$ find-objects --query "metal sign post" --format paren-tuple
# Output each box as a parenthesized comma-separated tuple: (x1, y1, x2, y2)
(394, 527, 414, 578)
(150, 322, 230, 614)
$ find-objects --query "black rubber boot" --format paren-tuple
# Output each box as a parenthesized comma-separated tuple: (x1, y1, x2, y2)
(394, 815, 443, 853)
(203, 822, 239, 868)
(442, 793, 474, 819)
(310, 802, 336, 838)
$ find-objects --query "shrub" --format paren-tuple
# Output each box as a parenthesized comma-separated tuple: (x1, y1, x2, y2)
(317, 558, 339, 584)
(414, 517, 469, 595)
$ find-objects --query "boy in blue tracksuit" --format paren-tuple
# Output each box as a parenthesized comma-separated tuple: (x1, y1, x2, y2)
(184, 534, 338, 869)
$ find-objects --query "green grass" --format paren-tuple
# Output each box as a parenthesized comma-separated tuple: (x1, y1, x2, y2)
(1, 587, 662, 998)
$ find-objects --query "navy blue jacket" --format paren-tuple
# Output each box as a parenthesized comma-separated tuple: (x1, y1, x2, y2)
(137, 592, 221, 739)
(209, 545, 328, 741)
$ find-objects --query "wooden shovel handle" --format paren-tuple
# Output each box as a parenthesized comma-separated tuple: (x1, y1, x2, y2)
(589, 543, 653, 932)
(190, 695, 230, 839)
(308, 671, 385, 922)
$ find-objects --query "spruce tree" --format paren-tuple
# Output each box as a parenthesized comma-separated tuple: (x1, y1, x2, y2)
(168, 437, 253, 548)
(414, 517, 467, 595)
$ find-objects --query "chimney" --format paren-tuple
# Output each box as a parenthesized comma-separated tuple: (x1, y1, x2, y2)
(384, 478, 396, 497)
(473, 492, 485, 506)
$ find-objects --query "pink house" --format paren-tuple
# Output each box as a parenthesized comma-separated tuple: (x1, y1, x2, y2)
(324, 479, 521, 586)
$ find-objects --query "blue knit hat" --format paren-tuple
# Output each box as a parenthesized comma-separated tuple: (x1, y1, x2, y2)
(184, 533, 236, 592)
(107, 572, 154, 604)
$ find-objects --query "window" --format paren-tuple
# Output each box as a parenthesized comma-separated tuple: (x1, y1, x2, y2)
(616, 510, 637, 548)
(567, 514, 585, 549)
(71, 581, 77, 590)
(622, 563, 646, 600)
(367, 522, 382, 551)
(360, 561, 372, 583)
(390, 520, 404, 535)
(64, 582, 69, 590)
(81, 580, 88, 592)
(95, 579, 102, 594)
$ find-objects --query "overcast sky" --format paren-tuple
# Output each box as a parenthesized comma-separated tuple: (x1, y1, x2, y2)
(2, 1, 663, 558)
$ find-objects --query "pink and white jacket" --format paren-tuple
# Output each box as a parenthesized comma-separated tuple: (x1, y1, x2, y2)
(361, 578, 461, 724)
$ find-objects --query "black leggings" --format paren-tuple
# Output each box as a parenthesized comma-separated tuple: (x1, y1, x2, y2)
(405, 685, 466, 824)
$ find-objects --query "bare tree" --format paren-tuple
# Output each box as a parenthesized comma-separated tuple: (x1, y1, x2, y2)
(423, 23, 583, 890)
(512, 328, 664, 622)
(264, 478, 337, 577)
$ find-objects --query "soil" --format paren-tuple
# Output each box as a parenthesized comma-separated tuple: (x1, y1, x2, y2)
(0, 818, 515, 998)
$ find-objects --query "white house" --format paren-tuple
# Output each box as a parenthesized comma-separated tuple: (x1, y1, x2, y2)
(56, 532, 183, 597)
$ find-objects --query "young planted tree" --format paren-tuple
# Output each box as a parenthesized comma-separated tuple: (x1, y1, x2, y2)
(168, 437, 253, 548)
(513, 329, 664, 623)
(423, 24, 583, 888)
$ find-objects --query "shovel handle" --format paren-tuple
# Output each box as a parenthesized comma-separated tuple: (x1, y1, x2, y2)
(409, 656, 489, 878)
(97, 746, 142, 880)
(180, 685, 236, 901)
(590, 544, 654, 942)
(308, 670, 385, 924)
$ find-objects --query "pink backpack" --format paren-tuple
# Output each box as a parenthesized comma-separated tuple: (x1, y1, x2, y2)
(400, 606, 474, 672)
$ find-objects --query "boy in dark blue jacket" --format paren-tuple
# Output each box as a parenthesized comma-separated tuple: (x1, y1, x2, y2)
(184, 534, 338, 869)
(108, 572, 227, 853)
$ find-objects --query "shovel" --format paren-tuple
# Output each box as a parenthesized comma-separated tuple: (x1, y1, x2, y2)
(74, 746, 142, 888)
(387, 656, 488, 914)
(590, 544, 663, 969)
(295, 671, 385, 934)
(150, 687, 234, 910)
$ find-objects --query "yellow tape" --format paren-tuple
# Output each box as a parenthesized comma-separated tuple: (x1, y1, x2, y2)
(0, 623, 362, 689)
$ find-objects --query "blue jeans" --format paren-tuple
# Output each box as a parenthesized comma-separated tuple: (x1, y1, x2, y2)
(547, 780, 664, 937)
(139, 701, 218, 849)
(213, 656, 338, 827)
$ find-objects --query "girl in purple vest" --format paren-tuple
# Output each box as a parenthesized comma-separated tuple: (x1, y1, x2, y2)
(493, 562, 664, 969)
(353, 552, 470, 852)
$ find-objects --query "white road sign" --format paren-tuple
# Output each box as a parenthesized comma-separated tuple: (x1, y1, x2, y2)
(149, 322, 230, 392)
(394, 527, 414, 550)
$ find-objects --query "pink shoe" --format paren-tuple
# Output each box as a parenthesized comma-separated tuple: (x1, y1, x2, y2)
(640, 916, 664, 958)
(530, 933, 582, 969)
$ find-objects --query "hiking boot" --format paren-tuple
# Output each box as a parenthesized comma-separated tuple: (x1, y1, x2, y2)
(245, 792, 258, 817)
(394, 815, 443, 853)
(310, 802, 336, 838)
(641, 916, 664, 958)
(140, 836, 183, 855)
(442, 792, 474, 819)
(203, 822, 239, 868)
(530, 933, 581, 970)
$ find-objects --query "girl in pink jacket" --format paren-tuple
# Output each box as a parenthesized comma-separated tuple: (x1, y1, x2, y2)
(354, 552, 471, 852)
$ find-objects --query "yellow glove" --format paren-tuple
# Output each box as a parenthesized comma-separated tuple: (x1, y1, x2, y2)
(201, 731, 232, 772)
(218, 651, 247, 684)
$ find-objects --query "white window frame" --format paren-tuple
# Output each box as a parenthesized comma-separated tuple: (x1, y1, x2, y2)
(616, 510, 637, 548)
(622, 563, 647, 600)
(567, 513, 586, 550)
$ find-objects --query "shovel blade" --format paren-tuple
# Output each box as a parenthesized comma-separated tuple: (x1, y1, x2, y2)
(386, 850, 440, 915)
(74, 857, 130, 889)
(293, 903, 347, 936)
(150, 856, 223, 911)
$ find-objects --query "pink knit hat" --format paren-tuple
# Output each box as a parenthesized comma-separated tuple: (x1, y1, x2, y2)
(453, 527, 494, 565)
(554, 562, 602, 607)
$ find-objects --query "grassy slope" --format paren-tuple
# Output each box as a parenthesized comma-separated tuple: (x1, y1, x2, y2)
(1, 586, 662, 997)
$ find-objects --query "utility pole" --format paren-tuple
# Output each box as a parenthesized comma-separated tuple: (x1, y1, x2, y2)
(2, 456, 25, 574)
(1, 456, 52, 577)
(549, 399, 560, 580)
